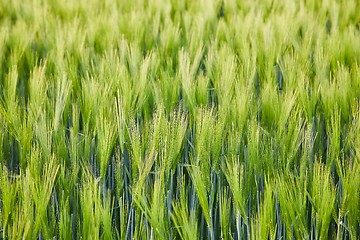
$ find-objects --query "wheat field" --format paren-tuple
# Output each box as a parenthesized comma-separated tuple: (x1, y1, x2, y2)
(0, 0, 359, 239)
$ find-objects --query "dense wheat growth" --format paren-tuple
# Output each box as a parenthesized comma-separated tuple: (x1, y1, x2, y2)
(0, 0, 359, 239)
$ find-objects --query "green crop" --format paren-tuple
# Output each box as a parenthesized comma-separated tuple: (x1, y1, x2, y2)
(0, 0, 359, 239)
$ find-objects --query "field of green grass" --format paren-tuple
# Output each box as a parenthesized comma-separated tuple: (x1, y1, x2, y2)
(0, 0, 359, 239)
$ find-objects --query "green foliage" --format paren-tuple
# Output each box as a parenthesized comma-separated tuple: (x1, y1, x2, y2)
(0, 0, 359, 239)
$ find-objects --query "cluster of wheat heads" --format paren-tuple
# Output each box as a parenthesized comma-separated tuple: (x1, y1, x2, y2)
(0, 0, 359, 239)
